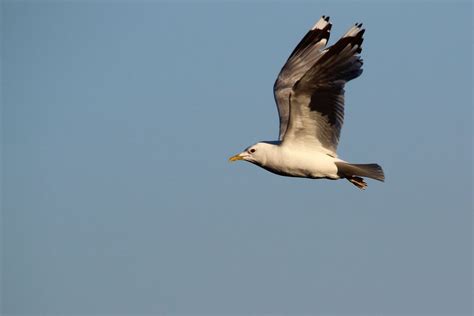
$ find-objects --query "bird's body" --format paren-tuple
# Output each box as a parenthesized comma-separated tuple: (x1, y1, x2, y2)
(246, 141, 340, 180)
(230, 16, 384, 189)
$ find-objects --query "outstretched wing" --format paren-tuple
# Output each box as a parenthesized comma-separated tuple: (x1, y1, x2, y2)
(273, 16, 332, 140)
(282, 23, 365, 156)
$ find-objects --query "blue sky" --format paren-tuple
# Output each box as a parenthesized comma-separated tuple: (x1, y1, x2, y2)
(2, 1, 472, 315)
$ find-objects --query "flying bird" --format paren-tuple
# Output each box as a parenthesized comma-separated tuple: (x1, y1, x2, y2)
(229, 16, 384, 189)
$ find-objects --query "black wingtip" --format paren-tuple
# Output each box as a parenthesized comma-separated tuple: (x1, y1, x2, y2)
(287, 16, 332, 59)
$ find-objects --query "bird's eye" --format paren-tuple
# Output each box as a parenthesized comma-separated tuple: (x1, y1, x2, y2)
(250, 148, 256, 153)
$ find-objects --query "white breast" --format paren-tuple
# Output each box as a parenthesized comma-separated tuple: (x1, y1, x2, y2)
(262, 144, 340, 179)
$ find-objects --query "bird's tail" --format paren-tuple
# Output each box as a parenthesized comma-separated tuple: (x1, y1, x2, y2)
(335, 162, 385, 190)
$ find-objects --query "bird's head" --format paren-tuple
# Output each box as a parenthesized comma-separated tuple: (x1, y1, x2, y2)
(229, 142, 276, 166)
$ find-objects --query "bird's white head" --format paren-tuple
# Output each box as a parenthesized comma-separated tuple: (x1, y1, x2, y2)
(229, 141, 278, 166)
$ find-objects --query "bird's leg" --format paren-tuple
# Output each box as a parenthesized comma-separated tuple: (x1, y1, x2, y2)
(347, 176, 367, 190)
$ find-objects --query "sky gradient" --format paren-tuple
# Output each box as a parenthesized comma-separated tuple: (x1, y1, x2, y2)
(1, 1, 472, 315)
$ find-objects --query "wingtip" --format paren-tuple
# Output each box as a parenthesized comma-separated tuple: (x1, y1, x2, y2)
(312, 15, 331, 30)
(343, 22, 365, 38)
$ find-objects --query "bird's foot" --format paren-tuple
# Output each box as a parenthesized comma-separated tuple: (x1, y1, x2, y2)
(348, 176, 367, 190)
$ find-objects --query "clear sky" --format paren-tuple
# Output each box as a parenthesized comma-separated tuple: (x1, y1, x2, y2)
(1, 1, 472, 315)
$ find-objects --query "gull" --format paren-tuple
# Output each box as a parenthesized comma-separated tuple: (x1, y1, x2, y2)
(229, 16, 384, 189)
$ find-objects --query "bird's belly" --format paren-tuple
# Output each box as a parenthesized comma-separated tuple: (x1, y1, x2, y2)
(263, 151, 339, 179)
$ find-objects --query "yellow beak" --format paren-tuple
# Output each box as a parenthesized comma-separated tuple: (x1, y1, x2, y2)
(229, 153, 244, 162)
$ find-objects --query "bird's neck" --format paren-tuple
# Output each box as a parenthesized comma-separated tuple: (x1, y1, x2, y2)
(257, 141, 283, 167)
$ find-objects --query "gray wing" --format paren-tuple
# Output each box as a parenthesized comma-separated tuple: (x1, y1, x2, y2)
(273, 16, 332, 140)
(282, 23, 365, 156)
